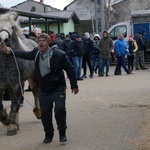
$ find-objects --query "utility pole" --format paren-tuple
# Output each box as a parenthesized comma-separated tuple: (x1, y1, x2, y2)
(95, 0, 98, 33)
(100, 0, 105, 33)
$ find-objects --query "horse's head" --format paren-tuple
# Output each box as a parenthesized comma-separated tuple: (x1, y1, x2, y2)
(0, 11, 23, 47)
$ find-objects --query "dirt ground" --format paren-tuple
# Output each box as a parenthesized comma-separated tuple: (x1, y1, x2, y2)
(1, 66, 150, 150)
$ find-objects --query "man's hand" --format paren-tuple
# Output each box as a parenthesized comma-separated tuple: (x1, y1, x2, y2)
(0, 45, 11, 54)
(72, 88, 79, 95)
(126, 48, 129, 52)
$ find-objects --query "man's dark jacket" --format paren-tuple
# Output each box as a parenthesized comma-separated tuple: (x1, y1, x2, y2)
(82, 38, 93, 56)
(62, 40, 74, 57)
(11, 47, 78, 93)
(72, 40, 83, 58)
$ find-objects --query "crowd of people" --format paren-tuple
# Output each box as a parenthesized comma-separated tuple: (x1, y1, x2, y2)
(1, 29, 149, 144)
(45, 30, 148, 78)
(114, 30, 148, 75)
(47, 30, 114, 79)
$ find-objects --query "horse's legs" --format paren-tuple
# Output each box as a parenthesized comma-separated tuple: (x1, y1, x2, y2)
(7, 87, 21, 136)
(0, 89, 9, 126)
(28, 78, 41, 119)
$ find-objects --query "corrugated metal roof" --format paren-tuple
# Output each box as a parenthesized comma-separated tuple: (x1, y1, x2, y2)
(44, 10, 74, 19)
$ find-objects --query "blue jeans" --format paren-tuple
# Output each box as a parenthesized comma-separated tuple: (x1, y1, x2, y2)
(91, 54, 101, 75)
(72, 56, 82, 79)
(115, 56, 129, 74)
(100, 58, 110, 75)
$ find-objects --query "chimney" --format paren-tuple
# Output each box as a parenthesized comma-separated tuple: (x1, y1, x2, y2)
(40, 0, 43, 4)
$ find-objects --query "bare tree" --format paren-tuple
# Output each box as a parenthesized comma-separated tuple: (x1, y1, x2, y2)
(104, 0, 131, 29)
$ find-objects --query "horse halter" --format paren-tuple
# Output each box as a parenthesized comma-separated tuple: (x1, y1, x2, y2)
(0, 29, 12, 46)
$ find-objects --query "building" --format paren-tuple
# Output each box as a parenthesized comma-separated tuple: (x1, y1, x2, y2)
(10, 0, 80, 34)
(11, 0, 59, 13)
(112, 0, 150, 23)
(64, 0, 97, 34)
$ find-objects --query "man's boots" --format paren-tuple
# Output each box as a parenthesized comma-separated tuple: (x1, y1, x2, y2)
(59, 130, 67, 142)
(43, 133, 53, 144)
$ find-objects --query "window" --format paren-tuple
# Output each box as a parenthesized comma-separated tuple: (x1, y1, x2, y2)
(109, 25, 127, 41)
(31, 6, 36, 12)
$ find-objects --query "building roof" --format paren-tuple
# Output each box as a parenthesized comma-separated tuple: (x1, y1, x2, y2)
(44, 10, 80, 23)
(11, 0, 59, 11)
(131, 10, 150, 17)
(0, 7, 80, 24)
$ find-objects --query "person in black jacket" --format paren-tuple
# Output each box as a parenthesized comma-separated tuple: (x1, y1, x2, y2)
(82, 32, 93, 78)
(72, 34, 84, 80)
(134, 31, 148, 70)
(62, 34, 74, 64)
(1, 33, 79, 144)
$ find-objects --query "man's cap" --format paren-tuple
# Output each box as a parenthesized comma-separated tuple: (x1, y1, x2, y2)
(28, 32, 37, 37)
(65, 34, 70, 38)
(76, 34, 81, 38)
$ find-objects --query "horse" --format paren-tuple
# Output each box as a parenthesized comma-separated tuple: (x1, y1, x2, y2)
(0, 11, 41, 135)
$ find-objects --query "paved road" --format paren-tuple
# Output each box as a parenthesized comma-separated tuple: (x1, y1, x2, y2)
(0, 66, 150, 150)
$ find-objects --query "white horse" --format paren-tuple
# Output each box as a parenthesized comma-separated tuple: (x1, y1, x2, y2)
(0, 11, 41, 135)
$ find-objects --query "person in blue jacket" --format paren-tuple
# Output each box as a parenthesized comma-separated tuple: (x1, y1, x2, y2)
(114, 33, 131, 75)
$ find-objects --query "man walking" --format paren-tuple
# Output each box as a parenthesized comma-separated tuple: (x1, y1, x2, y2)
(134, 31, 148, 70)
(99, 31, 113, 76)
(1, 33, 79, 144)
(114, 33, 131, 75)
(72, 34, 84, 80)
(62, 34, 74, 65)
(82, 32, 93, 78)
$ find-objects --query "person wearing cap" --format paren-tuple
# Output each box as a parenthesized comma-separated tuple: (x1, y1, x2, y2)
(134, 31, 148, 70)
(1, 33, 79, 144)
(28, 32, 38, 43)
(141, 30, 148, 64)
(127, 35, 138, 72)
(72, 34, 84, 80)
(62, 34, 74, 64)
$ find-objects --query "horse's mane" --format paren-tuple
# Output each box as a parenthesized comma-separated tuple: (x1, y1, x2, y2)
(0, 11, 30, 51)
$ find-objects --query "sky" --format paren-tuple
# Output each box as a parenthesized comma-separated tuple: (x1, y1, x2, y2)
(0, 0, 73, 10)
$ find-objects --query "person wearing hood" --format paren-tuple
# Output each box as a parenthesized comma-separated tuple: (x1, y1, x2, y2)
(91, 34, 101, 76)
(99, 30, 113, 76)
(82, 32, 94, 78)
(1, 33, 79, 144)
(60, 33, 65, 41)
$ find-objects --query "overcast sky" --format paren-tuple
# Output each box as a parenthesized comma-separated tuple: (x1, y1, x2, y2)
(0, 0, 73, 10)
